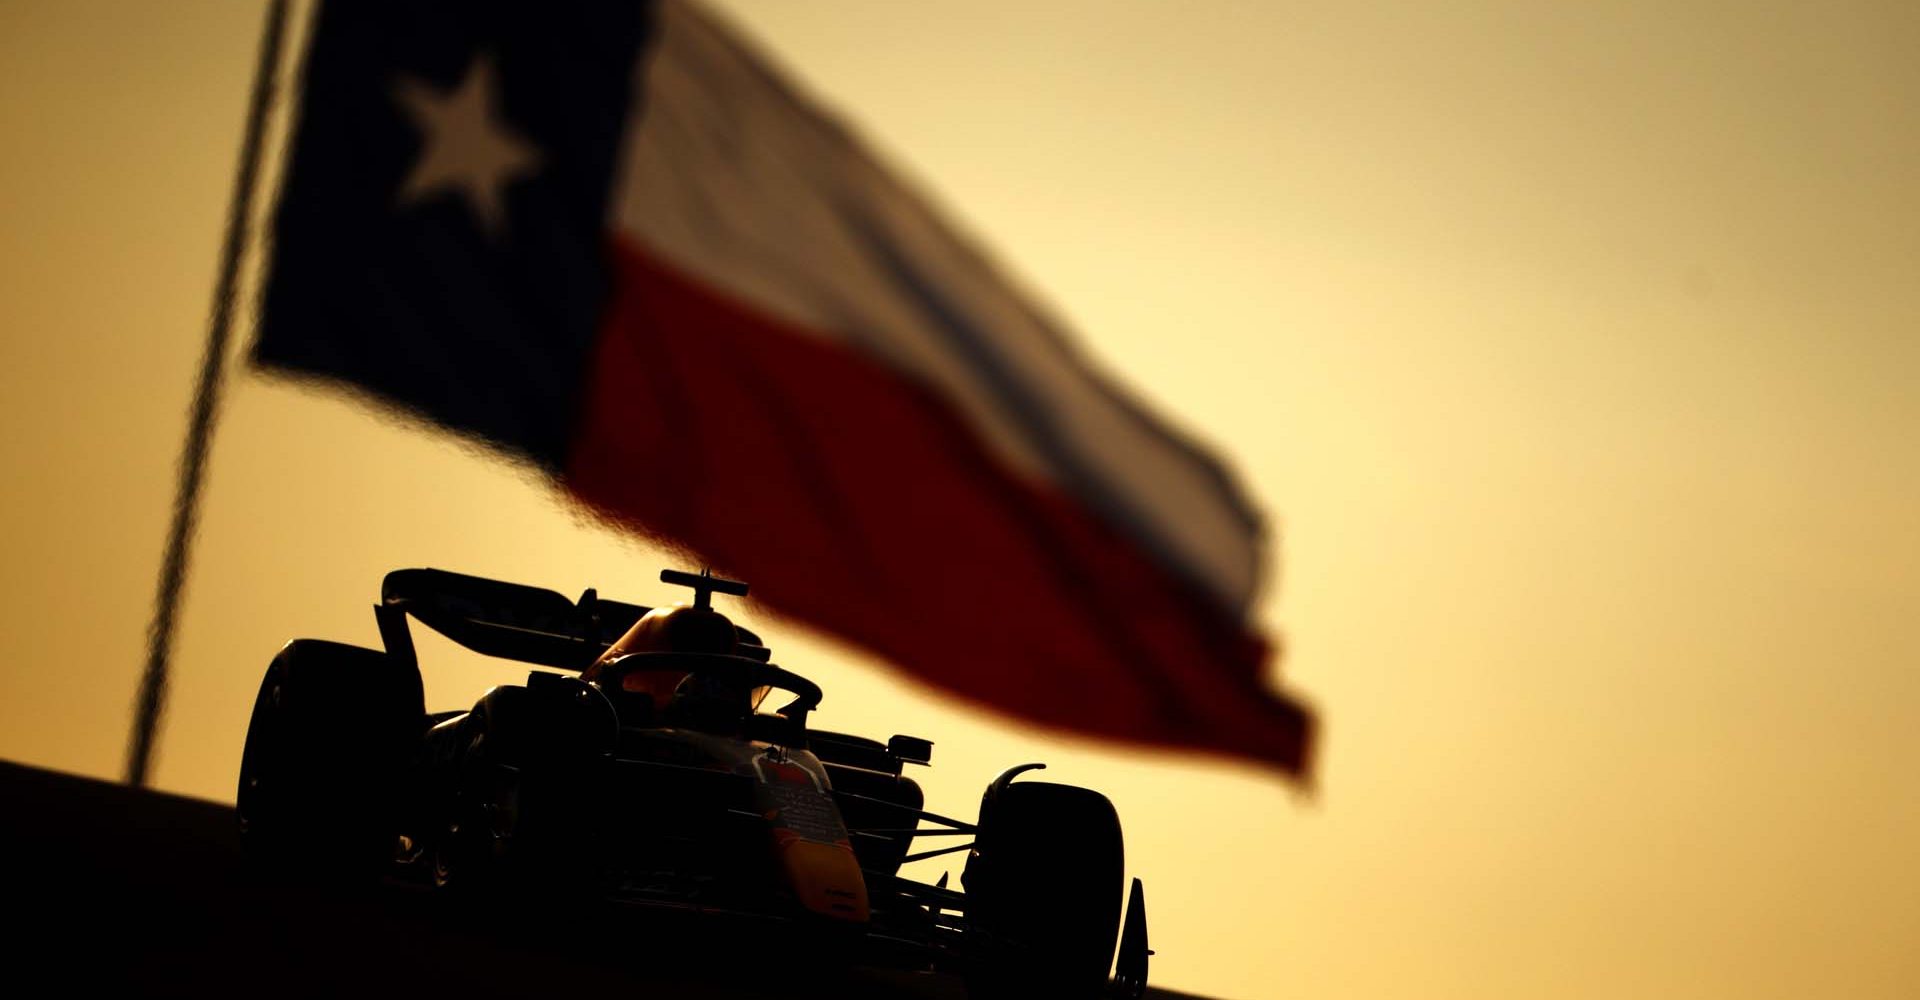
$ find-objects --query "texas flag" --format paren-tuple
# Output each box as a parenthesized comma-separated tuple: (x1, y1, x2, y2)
(257, 0, 1315, 777)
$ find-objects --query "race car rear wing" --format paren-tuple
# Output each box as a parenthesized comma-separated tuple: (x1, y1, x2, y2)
(373, 568, 767, 672)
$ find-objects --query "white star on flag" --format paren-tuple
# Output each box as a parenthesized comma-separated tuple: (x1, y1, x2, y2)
(393, 54, 541, 238)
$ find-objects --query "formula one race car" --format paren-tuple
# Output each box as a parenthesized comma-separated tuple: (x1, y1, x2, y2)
(236, 568, 1150, 998)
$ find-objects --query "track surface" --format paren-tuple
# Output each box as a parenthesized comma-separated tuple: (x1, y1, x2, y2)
(1, 760, 1204, 999)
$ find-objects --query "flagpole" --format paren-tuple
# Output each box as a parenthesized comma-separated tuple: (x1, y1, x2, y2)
(126, 0, 292, 787)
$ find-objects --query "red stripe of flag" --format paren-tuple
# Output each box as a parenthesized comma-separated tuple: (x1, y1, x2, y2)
(567, 238, 1314, 773)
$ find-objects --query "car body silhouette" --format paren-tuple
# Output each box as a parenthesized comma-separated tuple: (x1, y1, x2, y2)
(237, 567, 1150, 998)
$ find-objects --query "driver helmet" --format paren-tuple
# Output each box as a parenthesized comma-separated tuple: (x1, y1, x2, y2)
(584, 604, 738, 712)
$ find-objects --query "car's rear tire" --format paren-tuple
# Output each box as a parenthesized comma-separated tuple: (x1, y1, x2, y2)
(236, 639, 422, 878)
(963, 780, 1125, 999)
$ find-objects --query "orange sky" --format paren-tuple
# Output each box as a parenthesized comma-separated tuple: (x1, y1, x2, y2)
(2, 2, 1917, 998)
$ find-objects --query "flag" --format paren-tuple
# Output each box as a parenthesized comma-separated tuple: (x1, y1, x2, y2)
(257, 0, 1315, 776)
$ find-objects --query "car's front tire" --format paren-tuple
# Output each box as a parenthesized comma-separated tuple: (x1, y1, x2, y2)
(963, 779, 1125, 999)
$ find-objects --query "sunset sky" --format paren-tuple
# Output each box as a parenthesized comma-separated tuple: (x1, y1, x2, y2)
(2, 2, 1917, 998)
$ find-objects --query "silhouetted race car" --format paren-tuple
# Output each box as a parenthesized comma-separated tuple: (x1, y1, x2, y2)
(237, 568, 1151, 998)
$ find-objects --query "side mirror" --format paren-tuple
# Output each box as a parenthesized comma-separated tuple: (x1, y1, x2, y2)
(887, 734, 934, 766)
